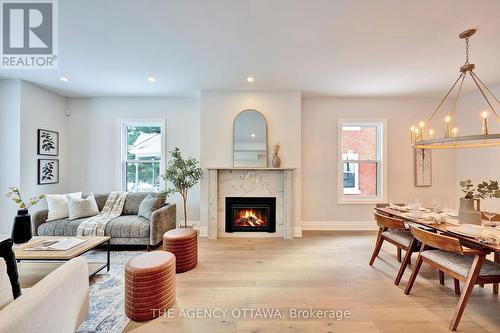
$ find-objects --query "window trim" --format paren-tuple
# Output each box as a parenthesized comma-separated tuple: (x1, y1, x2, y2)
(337, 118, 387, 204)
(342, 152, 361, 194)
(116, 119, 166, 192)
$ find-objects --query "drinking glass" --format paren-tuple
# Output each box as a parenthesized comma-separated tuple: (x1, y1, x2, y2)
(431, 197, 441, 213)
(483, 203, 498, 226)
(445, 202, 456, 213)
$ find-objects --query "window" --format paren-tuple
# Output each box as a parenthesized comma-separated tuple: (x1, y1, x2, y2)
(338, 120, 387, 203)
(118, 120, 165, 192)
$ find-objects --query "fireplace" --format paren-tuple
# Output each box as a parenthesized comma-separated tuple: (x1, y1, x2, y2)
(225, 197, 276, 233)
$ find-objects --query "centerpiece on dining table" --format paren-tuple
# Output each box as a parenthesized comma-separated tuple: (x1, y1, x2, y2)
(459, 179, 500, 225)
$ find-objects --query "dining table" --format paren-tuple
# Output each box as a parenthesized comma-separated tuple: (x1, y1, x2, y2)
(374, 206, 500, 293)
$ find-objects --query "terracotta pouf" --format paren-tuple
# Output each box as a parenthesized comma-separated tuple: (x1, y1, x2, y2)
(125, 251, 176, 321)
(163, 228, 198, 273)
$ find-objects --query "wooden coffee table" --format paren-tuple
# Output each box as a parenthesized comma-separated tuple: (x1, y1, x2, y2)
(14, 236, 110, 287)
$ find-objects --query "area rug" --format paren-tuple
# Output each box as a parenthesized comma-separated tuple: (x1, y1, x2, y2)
(76, 250, 144, 333)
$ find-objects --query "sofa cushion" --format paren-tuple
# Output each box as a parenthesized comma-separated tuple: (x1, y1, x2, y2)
(122, 193, 153, 215)
(138, 194, 164, 219)
(106, 216, 150, 238)
(46, 192, 82, 221)
(68, 193, 99, 220)
(38, 215, 150, 239)
(91, 192, 155, 215)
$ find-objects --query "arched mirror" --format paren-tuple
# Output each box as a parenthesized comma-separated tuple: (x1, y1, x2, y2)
(233, 109, 268, 168)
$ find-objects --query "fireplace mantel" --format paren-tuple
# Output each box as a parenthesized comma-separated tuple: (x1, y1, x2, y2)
(205, 168, 296, 239)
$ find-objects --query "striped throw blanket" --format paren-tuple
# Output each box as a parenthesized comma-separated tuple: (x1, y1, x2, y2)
(76, 191, 128, 237)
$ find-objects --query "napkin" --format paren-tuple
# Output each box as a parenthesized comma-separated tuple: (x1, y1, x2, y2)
(389, 203, 407, 211)
(421, 212, 447, 224)
(476, 228, 500, 245)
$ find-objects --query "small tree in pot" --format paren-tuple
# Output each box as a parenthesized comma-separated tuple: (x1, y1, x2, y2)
(162, 148, 202, 228)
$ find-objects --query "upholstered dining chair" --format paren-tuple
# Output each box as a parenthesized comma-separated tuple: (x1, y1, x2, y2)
(404, 225, 500, 331)
(369, 212, 419, 286)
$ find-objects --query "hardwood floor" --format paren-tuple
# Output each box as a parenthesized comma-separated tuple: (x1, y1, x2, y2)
(124, 231, 499, 333)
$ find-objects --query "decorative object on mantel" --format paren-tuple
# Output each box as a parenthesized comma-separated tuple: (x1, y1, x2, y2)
(410, 29, 500, 149)
(162, 147, 202, 228)
(459, 179, 500, 225)
(272, 143, 281, 168)
(5, 187, 44, 243)
(233, 109, 268, 168)
(37, 129, 59, 156)
(414, 148, 431, 187)
(38, 159, 59, 185)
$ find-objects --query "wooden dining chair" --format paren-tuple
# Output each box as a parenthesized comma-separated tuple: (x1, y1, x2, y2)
(369, 212, 419, 286)
(404, 225, 500, 331)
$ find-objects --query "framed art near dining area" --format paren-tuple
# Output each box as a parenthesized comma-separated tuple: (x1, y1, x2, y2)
(38, 159, 59, 185)
(37, 129, 59, 156)
(414, 148, 432, 187)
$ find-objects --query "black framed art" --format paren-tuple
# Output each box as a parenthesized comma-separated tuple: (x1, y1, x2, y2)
(37, 129, 59, 156)
(38, 159, 59, 185)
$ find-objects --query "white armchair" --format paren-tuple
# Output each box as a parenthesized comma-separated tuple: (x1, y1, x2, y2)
(0, 257, 89, 333)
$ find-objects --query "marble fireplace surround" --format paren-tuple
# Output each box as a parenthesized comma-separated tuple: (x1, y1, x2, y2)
(207, 168, 295, 239)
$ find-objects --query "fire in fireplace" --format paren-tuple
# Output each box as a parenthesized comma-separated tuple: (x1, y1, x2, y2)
(225, 197, 276, 233)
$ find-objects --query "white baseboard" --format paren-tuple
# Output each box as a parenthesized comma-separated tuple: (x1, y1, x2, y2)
(192, 225, 302, 238)
(197, 226, 208, 237)
(301, 220, 377, 231)
(178, 220, 207, 237)
(293, 227, 303, 238)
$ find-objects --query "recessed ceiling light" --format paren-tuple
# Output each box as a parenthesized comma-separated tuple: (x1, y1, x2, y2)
(251, 133, 256, 138)
(147, 76, 156, 82)
(60, 76, 69, 82)
(247, 77, 254, 83)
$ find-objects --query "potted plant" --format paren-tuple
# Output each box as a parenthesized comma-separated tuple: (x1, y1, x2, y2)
(5, 187, 45, 243)
(459, 180, 500, 224)
(162, 148, 203, 228)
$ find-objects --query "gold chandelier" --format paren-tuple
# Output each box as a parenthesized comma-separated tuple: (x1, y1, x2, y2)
(411, 29, 500, 149)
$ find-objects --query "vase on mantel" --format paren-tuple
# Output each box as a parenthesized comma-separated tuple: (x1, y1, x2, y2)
(458, 198, 482, 225)
(272, 143, 281, 168)
(11, 209, 32, 244)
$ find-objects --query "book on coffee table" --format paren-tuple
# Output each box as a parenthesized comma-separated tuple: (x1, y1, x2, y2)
(25, 238, 87, 251)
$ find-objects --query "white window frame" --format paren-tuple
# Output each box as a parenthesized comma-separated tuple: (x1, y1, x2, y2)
(342, 151, 360, 194)
(337, 119, 387, 204)
(116, 119, 166, 192)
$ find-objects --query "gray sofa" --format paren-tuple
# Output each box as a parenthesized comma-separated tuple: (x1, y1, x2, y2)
(32, 192, 176, 249)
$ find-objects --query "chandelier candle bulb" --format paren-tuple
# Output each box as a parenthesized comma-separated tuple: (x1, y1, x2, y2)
(429, 129, 434, 140)
(410, 126, 415, 143)
(445, 116, 452, 138)
(419, 122, 425, 140)
(482, 111, 489, 135)
(414, 128, 420, 142)
(452, 128, 458, 144)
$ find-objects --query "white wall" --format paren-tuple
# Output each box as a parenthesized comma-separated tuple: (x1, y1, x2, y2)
(301, 97, 457, 227)
(0, 80, 67, 234)
(455, 84, 500, 210)
(199, 91, 302, 233)
(0, 80, 21, 234)
(20, 81, 69, 208)
(66, 97, 201, 223)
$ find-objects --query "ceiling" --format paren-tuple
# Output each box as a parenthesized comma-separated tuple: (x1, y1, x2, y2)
(1, 0, 499, 98)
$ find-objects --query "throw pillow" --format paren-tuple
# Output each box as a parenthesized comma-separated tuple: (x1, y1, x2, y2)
(0, 237, 21, 299)
(46, 192, 83, 221)
(68, 193, 99, 220)
(138, 194, 164, 219)
(0, 258, 14, 310)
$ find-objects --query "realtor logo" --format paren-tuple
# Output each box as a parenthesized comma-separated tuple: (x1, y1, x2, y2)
(1, 0, 58, 68)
